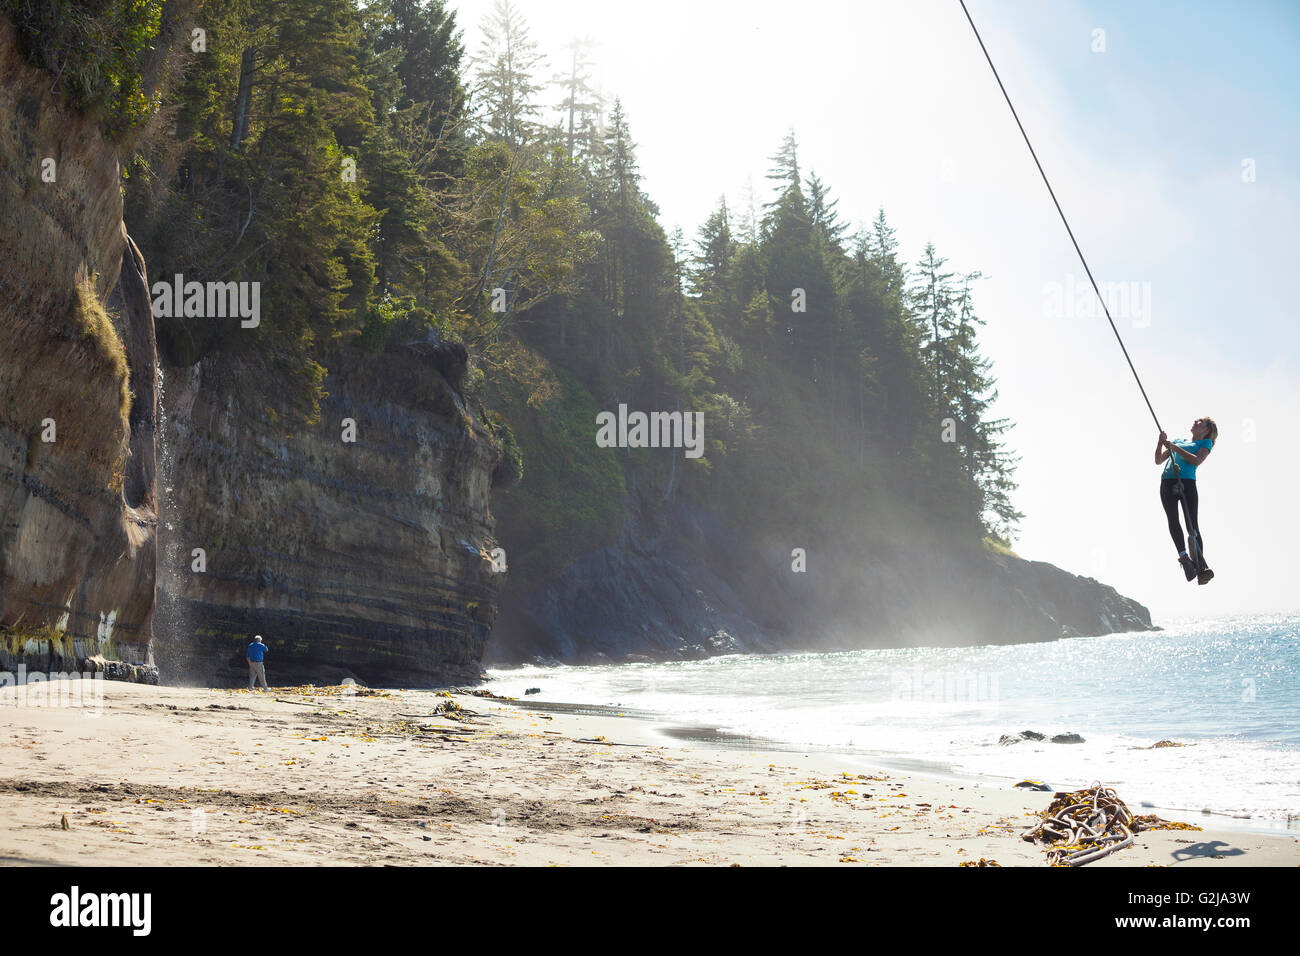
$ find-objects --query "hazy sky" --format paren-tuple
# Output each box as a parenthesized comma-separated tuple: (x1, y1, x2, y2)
(449, 0, 1300, 622)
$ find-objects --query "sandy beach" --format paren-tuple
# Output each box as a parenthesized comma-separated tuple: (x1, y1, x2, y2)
(1, 678, 1295, 867)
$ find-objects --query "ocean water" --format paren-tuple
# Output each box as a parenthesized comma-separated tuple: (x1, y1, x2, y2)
(488, 613, 1300, 831)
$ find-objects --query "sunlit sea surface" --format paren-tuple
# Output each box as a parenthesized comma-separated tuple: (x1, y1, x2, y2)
(488, 614, 1300, 831)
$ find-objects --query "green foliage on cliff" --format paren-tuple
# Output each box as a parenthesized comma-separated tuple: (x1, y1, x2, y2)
(1, 0, 165, 135)
(122, 0, 385, 415)
(73, 277, 132, 420)
(489, 365, 625, 594)
(116, 0, 1023, 596)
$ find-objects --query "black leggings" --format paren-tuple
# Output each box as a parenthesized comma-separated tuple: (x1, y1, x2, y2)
(1159, 478, 1202, 557)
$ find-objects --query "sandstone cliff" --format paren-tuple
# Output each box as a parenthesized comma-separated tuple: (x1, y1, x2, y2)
(1, 16, 503, 688)
(0, 19, 157, 680)
(155, 345, 502, 687)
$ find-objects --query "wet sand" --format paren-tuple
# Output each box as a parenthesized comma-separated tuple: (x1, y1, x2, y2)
(1, 679, 1295, 866)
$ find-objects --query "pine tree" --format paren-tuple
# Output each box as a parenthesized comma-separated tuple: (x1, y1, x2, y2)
(600, 98, 643, 326)
(806, 171, 847, 252)
(760, 132, 817, 373)
(910, 242, 957, 409)
(948, 273, 1022, 539)
(867, 207, 906, 303)
(691, 195, 735, 309)
(375, 0, 465, 111)
(372, 0, 469, 193)
(471, 0, 545, 147)
(552, 35, 603, 160)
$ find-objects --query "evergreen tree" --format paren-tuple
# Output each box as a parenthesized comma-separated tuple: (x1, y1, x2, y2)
(760, 131, 820, 374)
(909, 242, 957, 409)
(949, 274, 1022, 540)
(552, 35, 603, 160)
(691, 195, 736, 316)
(471, 0, 545, 147)
(806, 171, 847, 252)
(372, 0, 469, 192)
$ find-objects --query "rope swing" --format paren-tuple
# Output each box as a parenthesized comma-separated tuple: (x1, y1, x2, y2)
(958, 3, 1209, 571)
(957, 0, 1164, 435)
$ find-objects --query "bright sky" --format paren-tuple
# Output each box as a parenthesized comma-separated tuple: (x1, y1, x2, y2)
(449, 0, 1300, 621)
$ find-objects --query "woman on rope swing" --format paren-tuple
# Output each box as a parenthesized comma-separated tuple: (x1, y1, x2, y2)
(1155, 417, 1217, 584)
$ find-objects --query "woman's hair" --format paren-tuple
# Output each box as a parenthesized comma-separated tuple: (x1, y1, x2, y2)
(1199, 416, 1219, 441)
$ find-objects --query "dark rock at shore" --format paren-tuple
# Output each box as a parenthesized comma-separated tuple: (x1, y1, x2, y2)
(487, 502, 793, 665)
(487, 497, 1155, 666)
(1000, 730, 1086, 745)
(1000, 730, 1048, 746)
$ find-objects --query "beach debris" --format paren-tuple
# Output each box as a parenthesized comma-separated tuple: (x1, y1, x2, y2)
(525, 687, 541, 695)
(465, 688, 512, 700)
(60, 813, 69, 830)
(1050, 733, 1084, 744)
(1021, 782, 1202, 866)
(999, 730, 1047, 745)
(1014, 780, 1052, 791)
(423, 701, 490, 724)
(275, 684, 387, 699)
(1131, 739, 1186, 749)
(1022, 783, 1134, 866)
(957, 858, 1001, 866)
(1130, 814, 1202, 832)
(572, 736, 644, 747)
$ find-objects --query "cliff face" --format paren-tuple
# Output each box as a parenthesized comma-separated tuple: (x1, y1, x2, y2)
(156, 346, 502, 687)
(0, 20, 157, 679)
(1, 16, 502, 688)
(487, 500, 1152, 665)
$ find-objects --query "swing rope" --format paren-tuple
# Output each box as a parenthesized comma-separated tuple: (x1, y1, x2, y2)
(957, 0, 1164, 435)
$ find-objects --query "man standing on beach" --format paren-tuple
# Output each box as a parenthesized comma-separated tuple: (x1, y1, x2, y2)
(247, 635, 269, 692)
